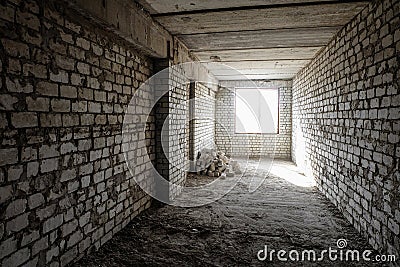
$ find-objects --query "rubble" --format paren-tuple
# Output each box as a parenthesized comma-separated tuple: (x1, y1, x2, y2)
(195, 149, 241, 177)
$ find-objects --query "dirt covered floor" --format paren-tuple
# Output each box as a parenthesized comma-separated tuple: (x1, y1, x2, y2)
(74, 160, 382, 267)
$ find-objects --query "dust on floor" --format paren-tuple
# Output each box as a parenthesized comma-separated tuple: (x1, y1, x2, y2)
(73, 160, 384, 267)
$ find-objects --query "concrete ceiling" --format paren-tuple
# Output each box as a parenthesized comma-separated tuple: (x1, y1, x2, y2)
(136, 0, 370, 80)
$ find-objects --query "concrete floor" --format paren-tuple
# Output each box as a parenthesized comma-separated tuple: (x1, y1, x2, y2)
(75, 160, 380, 266)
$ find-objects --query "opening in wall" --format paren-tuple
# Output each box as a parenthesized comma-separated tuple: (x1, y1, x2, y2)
(235, 88, 279, 134)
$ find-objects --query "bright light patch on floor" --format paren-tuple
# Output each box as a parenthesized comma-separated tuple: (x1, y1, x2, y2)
(270, 164, 316, 187)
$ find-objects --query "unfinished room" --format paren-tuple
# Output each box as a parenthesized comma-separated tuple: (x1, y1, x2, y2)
(0, 0, 399, 266)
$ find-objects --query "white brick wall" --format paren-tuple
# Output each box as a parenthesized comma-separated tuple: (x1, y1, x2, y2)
(292, 0, 399, 257)
(153, 62, 190, 200)
(191, 82, 216, 157)
(0, 1, 154, 266)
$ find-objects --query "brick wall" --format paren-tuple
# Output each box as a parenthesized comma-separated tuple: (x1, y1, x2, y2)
(0, 1, 155, 266)
(191, 82, 216, 158)
(167, 65, 189, 197)
(154, 60, 218, 198)
(292, 0, 399, 256)
(216, 80, 292, 159)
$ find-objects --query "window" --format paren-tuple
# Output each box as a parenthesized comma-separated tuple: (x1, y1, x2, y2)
(235, 88, 279, 134)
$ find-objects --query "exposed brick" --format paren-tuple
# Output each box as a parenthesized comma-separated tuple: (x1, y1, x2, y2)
(28, 193, 45, 209)
(60, 85, 78, 98)
(76, 38, 90, 50)
(7, 165, 23, 182)
(39, 145, 60, 159)
(62, 114, 79, 127)
(60, 169, 76, 182)
(88, 102, 101, 113)
(8, 58, 21, 74)
(32, 236, 49, 256)
(92, 44, 103, 56)
(60, 247, 77, 267)
(67, 230, 83, 248)
(0, 94, 18, 110)
(388, 218, 399, 235)
(72, 101, 87, 112)
(2, 39, 30, 58)
(0, 4, 14, 22)
(36, 82, 58, 96)
(23, 257, 39, 267)
(43, 214, 63, 234)
(0, 237, 18, 259)
(6, 77, 33, 93)
(88, 77, 100, 89)
(60, 142, 77, 154)
(77, 62, 90, 75)
(12, 112, 38, 128)
(51, 99, 70, 112)
(46, 246, 59, 263)
(50, 70, 69, 84)
(81, 114, 94, 125)
(0, 148, 18, 166)
(6, 213, 29, 232)
(26, 97, 50, 112)
(292, 0, 399, 259)
(5, 199, 26, 219)
(0, 113, 8, 129)
(79, 212, 91, 227)
(2, 247, 30, 267)
(24, 63, 47, 79)
(81, 176, 90, 188)
(16, 10, 40, 31)
(36, 204, 56, 220)
(62, 219, 78, 237)
(55, 55, 75, 71)
(0, 0, 157, 265)
(40, 114, 62, 127)
(40, 158, 59, 173)
(27, 162, 39, 178)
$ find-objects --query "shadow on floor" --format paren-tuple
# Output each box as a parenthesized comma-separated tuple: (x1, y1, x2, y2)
(73, 160, 387, 267)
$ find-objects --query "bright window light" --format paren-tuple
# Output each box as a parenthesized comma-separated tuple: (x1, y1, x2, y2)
(235, 88, 279, 133)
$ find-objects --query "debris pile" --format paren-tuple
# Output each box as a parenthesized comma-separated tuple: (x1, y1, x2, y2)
(195, 149, 242, 177)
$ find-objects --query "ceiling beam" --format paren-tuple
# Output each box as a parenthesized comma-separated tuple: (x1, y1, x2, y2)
(176, 26, 343, 36)
(154, 3, 366, 35)
(151, 0, 369, 17)
(200, 59, 315, 63)
(191, 45, 324, 53)
(202, 60, 310, 69)
(181, 27, 339, 51)
(215, 74, 296, 80)
(192, 45, 323, 52)
(196, 47, 322, 62)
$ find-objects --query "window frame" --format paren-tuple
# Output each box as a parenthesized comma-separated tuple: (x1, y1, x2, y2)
(234, 87, 280, 134)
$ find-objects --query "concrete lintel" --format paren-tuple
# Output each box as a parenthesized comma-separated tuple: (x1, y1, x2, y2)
(66, 0, 173, 58)
(169, 38, 220, 90)
(64, 1, 220, 85)
(220, 80, 293, 89)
